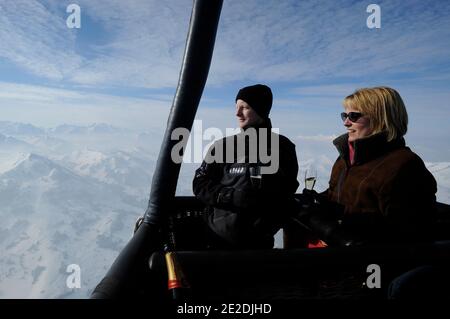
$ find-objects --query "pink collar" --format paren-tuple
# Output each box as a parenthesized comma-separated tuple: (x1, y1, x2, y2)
(348, 141, 355, 165)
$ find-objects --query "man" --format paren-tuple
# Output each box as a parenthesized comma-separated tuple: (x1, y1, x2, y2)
(193, 84, 299, 249)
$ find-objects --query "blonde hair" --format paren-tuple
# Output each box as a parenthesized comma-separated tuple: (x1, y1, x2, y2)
(343, 86, 408, 141)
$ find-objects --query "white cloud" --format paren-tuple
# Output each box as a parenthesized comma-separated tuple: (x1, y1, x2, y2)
(0, 82, 170, 130)
(296, 135, 338, 142)
(209, 0, 450, 84)
(66, 0, 191, 88)
(0, 0, 190, 87)
(2, 1, 449, 88)
(291, 84, 359, 97)
(0, 82, 83, 102)
(0, 0, 82, 80)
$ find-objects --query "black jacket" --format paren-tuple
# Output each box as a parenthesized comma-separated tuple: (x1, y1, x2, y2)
(193, 121, 299, 248)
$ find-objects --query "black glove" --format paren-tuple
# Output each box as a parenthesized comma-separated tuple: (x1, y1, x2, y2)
(232, 187, 259, 209)
(216, 187, 258, 209)
(293, 189, 322, 222)
(216, 187, 234, 206)
(301, 188, 325, 206)
(294, 190, 358, 246)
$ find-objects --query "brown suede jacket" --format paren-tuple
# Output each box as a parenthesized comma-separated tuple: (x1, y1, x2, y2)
(326, 132, 437, 243)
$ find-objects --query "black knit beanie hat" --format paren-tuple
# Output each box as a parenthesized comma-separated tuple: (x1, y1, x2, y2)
(235, 84, 273, 119)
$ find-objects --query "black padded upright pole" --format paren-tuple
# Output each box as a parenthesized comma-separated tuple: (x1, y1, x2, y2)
(91, 0, 223, 298)
(144, 0, 223, 225)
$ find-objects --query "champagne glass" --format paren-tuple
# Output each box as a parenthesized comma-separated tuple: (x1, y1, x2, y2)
(304, 166, 317, 190)
(249, 166, 262, 189)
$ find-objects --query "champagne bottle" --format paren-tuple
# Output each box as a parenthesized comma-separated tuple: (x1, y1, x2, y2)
(165, 251, 191, 301)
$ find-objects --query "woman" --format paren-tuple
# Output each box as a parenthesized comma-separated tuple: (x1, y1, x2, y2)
(304, 87, 437, 245)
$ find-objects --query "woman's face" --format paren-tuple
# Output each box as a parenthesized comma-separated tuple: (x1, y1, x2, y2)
(343, 106, 372, 142)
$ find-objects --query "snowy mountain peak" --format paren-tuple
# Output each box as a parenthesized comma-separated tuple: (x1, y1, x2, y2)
(87, 123, 122, 134)
(0, 133, 28, 146)
(49, 124, 85, 135)
(426, 162, 450, 174)
(12, 153, 57, 174)
(27, 153, 51, 162)
(50, 123, 124, 135)
(0, 121, 45, 136)
(2, 153, 76, 182)
(68, 149, 107, 165)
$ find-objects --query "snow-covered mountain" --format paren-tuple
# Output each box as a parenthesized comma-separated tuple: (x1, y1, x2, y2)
(62, 149, 154, 197)
(20, 135, 71, 155)
(0, 121, 449, 298)
(49, 123, 125, 135)
(0, 152, 148, 298)
(0, 134, 38, 174)
(0, 121, 45, 136)
(426, 162, 450, 204)
(0, 133, 35, 151)
(0, 123, 156, 298)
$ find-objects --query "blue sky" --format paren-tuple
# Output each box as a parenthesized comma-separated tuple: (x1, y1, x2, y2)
(1, 0, 450, 160)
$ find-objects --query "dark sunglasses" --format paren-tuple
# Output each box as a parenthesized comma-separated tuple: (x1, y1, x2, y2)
(340, 112, 363, 122)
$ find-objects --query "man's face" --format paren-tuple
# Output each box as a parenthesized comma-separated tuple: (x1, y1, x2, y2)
(235, 99, 264, 129)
